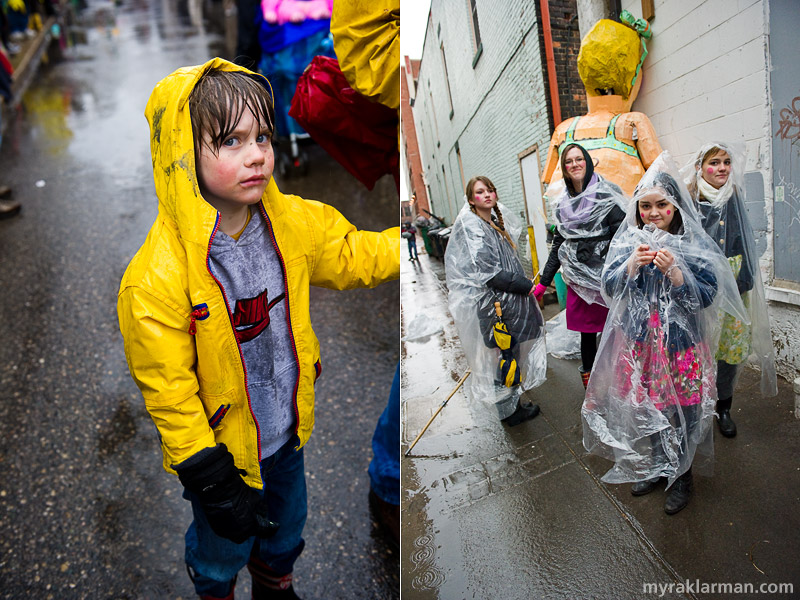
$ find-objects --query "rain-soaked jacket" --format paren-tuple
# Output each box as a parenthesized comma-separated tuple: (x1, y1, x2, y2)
(117, 58, 399, 489)
(581, 152, 748, 487)
(445, 202, 547, 418)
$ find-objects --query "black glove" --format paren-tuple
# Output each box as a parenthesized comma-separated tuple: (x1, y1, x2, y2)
(174, 444, 279, 543)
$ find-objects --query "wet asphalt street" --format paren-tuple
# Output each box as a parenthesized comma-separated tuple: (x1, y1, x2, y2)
(401, 249, 800, 599)
(0, 2, 398, 599)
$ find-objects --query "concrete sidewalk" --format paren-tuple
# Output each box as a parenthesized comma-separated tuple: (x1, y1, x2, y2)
(400, 249, 800, 600)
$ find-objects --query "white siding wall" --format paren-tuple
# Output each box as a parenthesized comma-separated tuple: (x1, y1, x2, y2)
(414, 0, 552, 227)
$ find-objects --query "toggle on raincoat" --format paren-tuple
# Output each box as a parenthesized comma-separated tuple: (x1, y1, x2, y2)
(682, 142, 777, 397)
(445, 202, 547, 418)
(581, 152, 748, 487)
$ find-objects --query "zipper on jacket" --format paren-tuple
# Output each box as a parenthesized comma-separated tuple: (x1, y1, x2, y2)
(204, 213, 263, 464)
(259, 203, 302, 440)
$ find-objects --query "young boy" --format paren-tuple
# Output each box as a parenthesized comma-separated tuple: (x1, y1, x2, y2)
(117, 58, 399, 600)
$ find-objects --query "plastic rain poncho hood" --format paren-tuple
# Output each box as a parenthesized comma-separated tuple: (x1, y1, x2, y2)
(581, 152, 748, 487)
(445, 202, 547, 418)
(682, 142, 777, 397)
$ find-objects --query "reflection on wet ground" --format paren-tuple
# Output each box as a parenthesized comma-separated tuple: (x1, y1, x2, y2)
(0, 2, 398, 598)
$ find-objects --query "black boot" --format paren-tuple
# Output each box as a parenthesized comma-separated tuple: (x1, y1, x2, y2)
(631, 477, 661, 496)
(716, 397, 736, 438)
(501, 400, 540, 426)
(664, 469, 693, 515)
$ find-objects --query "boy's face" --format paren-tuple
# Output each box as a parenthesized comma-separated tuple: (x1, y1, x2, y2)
(197, 108, 274, 215)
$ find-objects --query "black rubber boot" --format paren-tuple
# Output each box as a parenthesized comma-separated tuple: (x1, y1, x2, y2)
(501, 400, 540, 426)
(664, 469, 693, 515)
(716, 397, 737, 438)
(631, 477, 661, 496)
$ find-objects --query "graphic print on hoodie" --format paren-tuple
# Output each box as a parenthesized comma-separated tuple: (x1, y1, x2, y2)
(209, 207, 297, 458)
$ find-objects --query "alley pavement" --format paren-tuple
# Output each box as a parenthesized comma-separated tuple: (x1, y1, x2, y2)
(401, 247, 800, 600)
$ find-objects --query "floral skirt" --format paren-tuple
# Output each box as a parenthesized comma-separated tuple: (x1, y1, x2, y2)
(613, 313, 710, 411)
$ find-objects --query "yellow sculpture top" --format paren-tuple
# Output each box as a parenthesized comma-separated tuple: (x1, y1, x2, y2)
(542, 18, 663, 197)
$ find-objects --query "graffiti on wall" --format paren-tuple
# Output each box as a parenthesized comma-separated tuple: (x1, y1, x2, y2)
(776, 96, 800, 141)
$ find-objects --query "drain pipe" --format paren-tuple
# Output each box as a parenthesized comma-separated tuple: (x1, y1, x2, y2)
(540, 0, 561, 127)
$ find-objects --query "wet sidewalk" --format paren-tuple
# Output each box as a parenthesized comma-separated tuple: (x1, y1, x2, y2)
(400, 248, 800, 599)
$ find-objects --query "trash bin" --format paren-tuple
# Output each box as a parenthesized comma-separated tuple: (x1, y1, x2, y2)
(427, 227, 444, 258)
(418, 225, 434, 255)
(436, 226, 452, 255)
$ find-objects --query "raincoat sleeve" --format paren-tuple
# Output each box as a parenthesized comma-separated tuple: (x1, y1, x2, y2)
(301, 198, 400, 289)
(539, 231, 565, 287)
(486, 269, 534, 295)
(118, 286, 216, 467)
(330, 0, 399, 111)
(666, 260, 717, 315)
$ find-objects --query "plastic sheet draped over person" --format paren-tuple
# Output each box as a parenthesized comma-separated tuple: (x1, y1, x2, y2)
(581, 152, 748, 488)
(681, 141, 777, 397)
(547, 174, 628, 306)
(445, 202, 547, 417)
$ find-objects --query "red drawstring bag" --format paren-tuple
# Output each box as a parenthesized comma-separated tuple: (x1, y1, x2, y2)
(289, 55, 398, 191)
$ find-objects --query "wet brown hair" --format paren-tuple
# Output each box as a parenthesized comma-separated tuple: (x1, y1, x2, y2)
(465, 175, 515, 247)
(188, 68, 275, 156)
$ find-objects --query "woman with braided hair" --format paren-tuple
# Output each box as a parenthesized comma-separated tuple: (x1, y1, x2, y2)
(445, 176, 547, 426)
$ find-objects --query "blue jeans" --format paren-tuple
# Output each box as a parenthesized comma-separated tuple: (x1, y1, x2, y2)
(368, 363, 400, 505)
(185, 436, 307, 597)
(406, 238, 418, 259)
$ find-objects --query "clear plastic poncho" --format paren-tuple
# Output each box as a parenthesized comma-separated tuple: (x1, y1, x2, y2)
(445, 202, 547, 418)
(548, 174, 628, 306)
(681, 142, 777, 397)
(581, 152, 749, 487)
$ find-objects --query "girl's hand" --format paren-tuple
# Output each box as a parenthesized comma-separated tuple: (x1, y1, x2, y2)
(654, 248, 684, 286)
(628, 244, 656, 274)
(532, 282, 547, 299)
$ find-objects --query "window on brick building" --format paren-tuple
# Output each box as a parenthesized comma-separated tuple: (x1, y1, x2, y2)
(440, 43, 455, 119)
(467, 0, 483, 67)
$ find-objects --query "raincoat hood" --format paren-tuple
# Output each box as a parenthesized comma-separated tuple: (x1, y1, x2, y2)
(145, 58, 276, 244)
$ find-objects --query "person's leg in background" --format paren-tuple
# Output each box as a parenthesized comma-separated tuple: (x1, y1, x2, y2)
(234, 0, 263, 69)
(579, 332, 598, 389)
(368, 362, 400, 547)
(0, 97, 22, 219)
(715, 360, 738, 437)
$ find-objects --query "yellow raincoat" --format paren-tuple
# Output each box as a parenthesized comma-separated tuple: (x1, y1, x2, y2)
(330, 0, 399, 112)
(117, 58, 399, 488)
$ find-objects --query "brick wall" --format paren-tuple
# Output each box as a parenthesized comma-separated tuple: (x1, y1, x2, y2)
(543, 0, 586, 123)
(401, 58, 430, 222)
